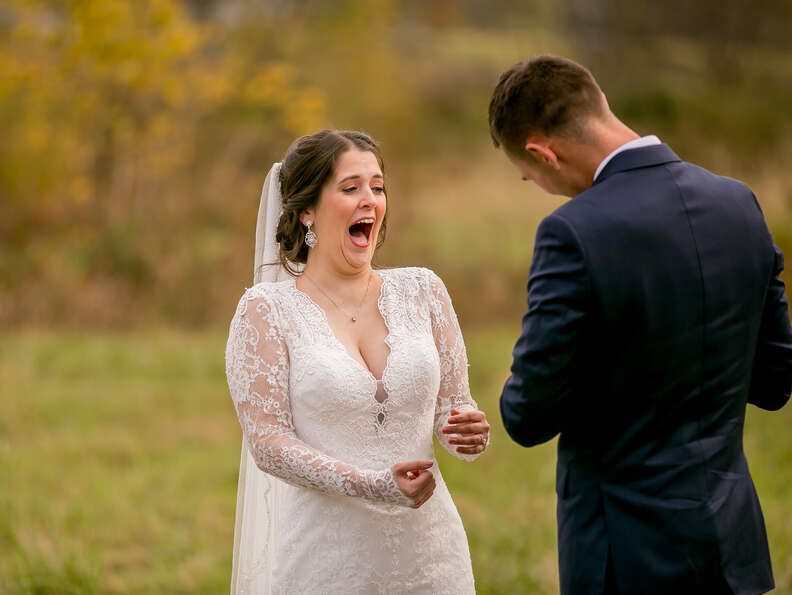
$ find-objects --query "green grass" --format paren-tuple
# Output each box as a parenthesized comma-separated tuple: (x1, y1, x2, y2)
(1, 329, 790, 593)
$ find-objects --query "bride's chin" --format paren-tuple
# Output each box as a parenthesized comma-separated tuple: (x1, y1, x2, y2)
(341, 249, 373, 271)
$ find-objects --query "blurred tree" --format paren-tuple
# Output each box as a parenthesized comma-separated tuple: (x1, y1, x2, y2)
(566, 0, 792, 50)
(0, 0, 325, 325)
(563, 0, 792, 157)
(0, 0, 789, 328)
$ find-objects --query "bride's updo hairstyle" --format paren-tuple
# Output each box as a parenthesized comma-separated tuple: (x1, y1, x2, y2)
(275, 129, 387, 275)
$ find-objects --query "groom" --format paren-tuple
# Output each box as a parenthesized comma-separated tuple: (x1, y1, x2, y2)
(490, 56, 792, 594)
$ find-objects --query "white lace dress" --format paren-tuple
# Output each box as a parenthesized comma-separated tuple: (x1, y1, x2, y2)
(225, 267, 480, 594)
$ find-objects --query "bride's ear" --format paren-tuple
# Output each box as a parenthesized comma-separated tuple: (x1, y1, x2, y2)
(299, 209, 314, 226)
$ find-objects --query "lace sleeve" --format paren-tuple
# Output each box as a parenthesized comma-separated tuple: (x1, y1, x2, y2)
(425, 270, 485, 462)
(225, 289, 412, 507)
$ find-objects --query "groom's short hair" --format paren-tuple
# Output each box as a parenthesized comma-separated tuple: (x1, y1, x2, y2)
(489, 55, 606, 154)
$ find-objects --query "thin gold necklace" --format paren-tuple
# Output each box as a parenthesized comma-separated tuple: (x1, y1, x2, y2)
(302, 271, 373, 323)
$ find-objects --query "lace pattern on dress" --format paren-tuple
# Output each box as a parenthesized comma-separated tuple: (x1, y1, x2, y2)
(226, 287, 412, 507)
(422, 270, 483, 460)
(225, 267, 481, 594)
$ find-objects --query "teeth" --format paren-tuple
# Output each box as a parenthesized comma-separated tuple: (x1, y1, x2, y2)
(354, 218, 375, 225)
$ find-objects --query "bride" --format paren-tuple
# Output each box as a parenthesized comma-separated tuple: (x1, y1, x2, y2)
(224, 129, 490, 594)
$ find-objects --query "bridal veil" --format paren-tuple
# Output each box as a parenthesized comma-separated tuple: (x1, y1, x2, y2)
(230, 163, 295, 594)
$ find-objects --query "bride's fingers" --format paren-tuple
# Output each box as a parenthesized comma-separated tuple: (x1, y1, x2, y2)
(449, 433, 489, 445)
(416, 471, 435, 490)
(444, 422, 490, 435)
(411, 489, 428, 508)
(442, 410, 490, 435)
(446, 411, 485, 426)
(412, 479, 436, 508)
(456, 444, 486, 455)
(393, 460, 434, 477)
(413, 492, 433, 508)
(393, 462, 435, 503)
(415, 470, 434, 490)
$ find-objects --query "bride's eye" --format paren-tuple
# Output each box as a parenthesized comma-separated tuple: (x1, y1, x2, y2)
(372, 186, 385, 194)
(342, 186, 358, 194)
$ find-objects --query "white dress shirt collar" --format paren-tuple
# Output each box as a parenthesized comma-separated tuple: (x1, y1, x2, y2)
(593, 135, 662, 182)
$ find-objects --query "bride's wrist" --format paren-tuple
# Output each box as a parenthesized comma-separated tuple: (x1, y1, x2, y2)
(365, 469, 413, 507)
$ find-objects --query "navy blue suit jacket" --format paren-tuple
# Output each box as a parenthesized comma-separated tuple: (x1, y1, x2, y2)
(500, 144, 792, 595)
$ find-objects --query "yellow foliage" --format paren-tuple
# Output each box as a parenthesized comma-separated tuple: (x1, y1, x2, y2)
(285, 90, 327, 136)
(0, 0, 326, 211)
(243, 64, 297, 106)
(4, 0, 786, 328)
(70, 176, 93, 206)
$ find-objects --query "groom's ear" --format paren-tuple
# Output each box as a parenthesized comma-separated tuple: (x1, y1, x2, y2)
(524, 137, 561, 170)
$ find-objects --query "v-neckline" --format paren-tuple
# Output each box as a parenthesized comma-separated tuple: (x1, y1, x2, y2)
(291, 270, 392, 384)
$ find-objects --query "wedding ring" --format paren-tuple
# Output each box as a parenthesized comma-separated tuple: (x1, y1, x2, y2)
(481, 435, 487, 445)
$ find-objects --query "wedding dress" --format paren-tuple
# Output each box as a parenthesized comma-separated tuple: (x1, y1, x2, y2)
(225, 265, 481, 594)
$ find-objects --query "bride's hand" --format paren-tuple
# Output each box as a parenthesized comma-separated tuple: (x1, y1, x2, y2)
(442, 409, 491, 455)
(391, 460, 435, 508)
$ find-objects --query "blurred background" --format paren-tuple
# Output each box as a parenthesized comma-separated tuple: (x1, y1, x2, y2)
(1, 0, 791, 592)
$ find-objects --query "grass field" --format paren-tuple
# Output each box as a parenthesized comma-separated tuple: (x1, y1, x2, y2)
(1, 328, 790, 594)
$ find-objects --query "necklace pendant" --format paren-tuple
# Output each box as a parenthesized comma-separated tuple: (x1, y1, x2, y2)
(351, 316, 357, 322)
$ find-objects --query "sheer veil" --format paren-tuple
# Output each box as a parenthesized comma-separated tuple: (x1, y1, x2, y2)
(230, 162, 297, 594)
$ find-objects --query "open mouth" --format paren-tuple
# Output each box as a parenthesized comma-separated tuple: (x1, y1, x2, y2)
(348, 218, 375, 248)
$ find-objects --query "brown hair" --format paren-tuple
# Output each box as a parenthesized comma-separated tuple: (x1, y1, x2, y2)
(273, 129, 386, 276)
(488, 55, 605, 154)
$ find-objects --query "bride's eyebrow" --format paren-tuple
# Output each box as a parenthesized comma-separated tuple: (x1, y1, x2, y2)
(337, 174, 384, 185)
(337, 174, 361, 185)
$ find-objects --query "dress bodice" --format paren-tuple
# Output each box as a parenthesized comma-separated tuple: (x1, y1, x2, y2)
(225, 267, 481, 594)
(284, 269, 447, 467)
(225, 267, 480, 504)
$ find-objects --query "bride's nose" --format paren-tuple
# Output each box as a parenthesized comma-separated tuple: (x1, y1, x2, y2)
(358, 188, 377, 208)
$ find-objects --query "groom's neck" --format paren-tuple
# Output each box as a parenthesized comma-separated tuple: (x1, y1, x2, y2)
(574, 115, 641, 188)
(595, 115, 641, 156)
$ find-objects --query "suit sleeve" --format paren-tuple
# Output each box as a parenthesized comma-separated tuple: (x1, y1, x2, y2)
(500, 214, 589, 447)
(748, 243, 792, 410)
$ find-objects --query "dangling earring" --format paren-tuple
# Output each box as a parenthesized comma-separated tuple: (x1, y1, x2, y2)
(304, 220, 318, 248)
